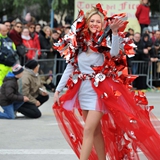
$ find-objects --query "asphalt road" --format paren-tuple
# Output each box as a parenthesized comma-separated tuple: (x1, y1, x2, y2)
(0, 91, 160, 160)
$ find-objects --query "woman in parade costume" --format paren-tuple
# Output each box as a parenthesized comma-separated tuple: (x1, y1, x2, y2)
(53, 3, 160, 160)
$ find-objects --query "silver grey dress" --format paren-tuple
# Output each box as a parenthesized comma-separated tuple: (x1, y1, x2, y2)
(56, 35, 119, 111)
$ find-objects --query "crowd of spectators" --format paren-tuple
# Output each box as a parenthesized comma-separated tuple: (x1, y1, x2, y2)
(126, 27, 160, 89)
(0, 14, 71, 119)
(0, 10, 160, 119)
(0, 13, 70, 85)
(3, 19, 65, 64)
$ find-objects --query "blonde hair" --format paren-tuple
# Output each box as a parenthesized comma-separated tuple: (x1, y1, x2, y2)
(42, 26, 53, 43)
(85, 7, 104, 32)
(140, 0, 150, 6)
(43, 26, 52, 34)
(85, 7, 104, 28)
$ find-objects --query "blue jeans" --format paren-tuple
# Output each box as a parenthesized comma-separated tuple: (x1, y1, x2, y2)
(0, 102, 24, 119)
(131, 63, 138, 74)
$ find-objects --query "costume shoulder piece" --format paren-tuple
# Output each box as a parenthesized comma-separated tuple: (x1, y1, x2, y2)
(53, 3, 135, 64)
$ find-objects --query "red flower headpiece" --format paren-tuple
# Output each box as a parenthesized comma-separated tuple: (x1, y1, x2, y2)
(95, 3, 107, 17)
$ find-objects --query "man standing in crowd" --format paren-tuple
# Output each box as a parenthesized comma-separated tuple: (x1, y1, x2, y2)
(9, 22, 23, 47)
(3, 20, 11, 34)
(0, 24, 18, 86)
(9, 22, 24, 64)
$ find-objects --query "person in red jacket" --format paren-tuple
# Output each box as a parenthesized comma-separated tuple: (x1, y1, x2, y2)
(21, 27, 35, 61)
(27, 23, 41, 58)
(135, 0, 150, 34)
(9, 22, 23, 46)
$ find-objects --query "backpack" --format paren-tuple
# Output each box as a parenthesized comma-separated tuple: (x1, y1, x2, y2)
(0, 37, 19, 66)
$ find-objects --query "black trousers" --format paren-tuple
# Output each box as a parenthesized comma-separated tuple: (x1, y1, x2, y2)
(140, 24, 148, 35)
(17, 94, 49, 118)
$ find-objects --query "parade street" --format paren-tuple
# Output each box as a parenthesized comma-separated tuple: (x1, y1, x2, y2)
(0, 91, 160, 160)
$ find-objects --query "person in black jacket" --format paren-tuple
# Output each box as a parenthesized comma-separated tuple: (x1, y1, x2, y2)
(39, 26, 54, 74)
(0, 64, 29, 119)
(39, 26, 53, 58)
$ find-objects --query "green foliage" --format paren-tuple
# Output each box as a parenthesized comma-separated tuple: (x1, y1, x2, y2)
(0, 0, 51, 22)
(150, 0, 160, 15)
(50, 0, 74, 25)
(0, 0, 159, 24)
(52, 0, 74, 23)
(0, 0, 74, 24)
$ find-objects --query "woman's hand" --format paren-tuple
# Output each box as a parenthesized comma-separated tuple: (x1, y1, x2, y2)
(108, 18, 124, 35)
(53, 91, 60, 106)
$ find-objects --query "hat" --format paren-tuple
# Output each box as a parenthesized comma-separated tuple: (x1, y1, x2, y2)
(12, 64, 24, 75)
(25, 60, 38, 70)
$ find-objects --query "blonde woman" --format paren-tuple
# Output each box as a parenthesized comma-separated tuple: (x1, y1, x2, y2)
(39, 26, 53, 58)
(53, 3, 160, 160)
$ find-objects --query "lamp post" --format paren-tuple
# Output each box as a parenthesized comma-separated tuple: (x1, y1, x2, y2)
(48, 0, 54, 28)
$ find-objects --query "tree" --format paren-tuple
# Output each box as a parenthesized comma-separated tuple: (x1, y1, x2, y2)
(0, 0, 74, 25)
(52, 0, 74, 25)
(0, 0, 51, 23)
(150, 0, 160, 15)
(0, 0, 159, 25)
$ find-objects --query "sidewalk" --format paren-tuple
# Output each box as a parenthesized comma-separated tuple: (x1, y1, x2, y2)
(1, 91, 160, 160)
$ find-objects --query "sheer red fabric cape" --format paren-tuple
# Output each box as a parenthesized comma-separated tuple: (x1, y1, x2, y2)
(53, 76, 160, 160)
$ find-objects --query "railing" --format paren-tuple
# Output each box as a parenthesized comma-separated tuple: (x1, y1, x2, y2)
(131, 60, 160, 89)
(148, 61, 160, 89)
(23, 48, 66, 86)
(22, 48, 160, 88)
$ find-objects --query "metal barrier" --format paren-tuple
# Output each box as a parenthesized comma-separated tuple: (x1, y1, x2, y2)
(131, 60, 151, 88)
(148, 60, 160, 89)
(21, 48, 51, 64)
(131, 60, 160, 89)
(36, 53, 66, 86)
(21, 48, 160, 89)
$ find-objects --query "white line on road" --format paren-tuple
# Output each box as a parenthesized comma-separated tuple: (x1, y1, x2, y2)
(0, 149, 143, 155)
(0, 149, 75, 155)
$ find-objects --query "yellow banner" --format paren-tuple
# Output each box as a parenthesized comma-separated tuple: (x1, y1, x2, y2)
(74, 0, 140, 32)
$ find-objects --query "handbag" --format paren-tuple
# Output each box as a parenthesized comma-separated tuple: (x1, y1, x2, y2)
(0, 38, 18, 66)
(16, 44, 28, 56)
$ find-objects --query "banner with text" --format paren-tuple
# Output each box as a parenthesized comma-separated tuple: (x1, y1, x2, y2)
(74, 0, 140, 32)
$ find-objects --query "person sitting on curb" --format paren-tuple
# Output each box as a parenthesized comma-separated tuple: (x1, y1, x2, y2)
(0, 64, 29, 119)
(18, 59, 49, 118)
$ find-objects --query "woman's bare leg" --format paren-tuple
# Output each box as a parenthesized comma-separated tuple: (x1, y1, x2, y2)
(93, 123, 106, 160)
(79, 110, 104, 160)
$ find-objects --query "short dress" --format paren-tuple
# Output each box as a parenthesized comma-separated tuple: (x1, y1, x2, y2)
(78, 51, 104, 111)
(56, 51, 105, 111)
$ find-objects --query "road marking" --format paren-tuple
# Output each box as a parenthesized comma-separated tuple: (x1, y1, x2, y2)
(0, 149, 143, 156)
(0, 149, 75, 155)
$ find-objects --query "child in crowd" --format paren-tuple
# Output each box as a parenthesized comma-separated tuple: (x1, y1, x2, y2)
(0, 64, 29, 119)
(44, 75, 55, 92)
(41, 70, 55, 92)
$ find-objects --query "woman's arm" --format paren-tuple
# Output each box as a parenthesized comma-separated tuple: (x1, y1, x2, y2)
(109, 18, 124, 57)
(110, 34, 119, 57)
(56, 63, 74, 92)
(135, 5, 142, 20)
